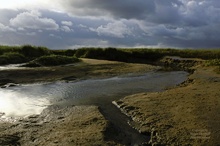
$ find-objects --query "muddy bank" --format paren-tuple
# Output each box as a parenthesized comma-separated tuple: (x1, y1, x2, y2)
(159, 56, 204, 72)
(0, 58, 158, 87)
(114, 64, 220, 145)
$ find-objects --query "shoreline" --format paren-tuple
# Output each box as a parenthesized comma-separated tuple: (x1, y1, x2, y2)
(0, 58, 159, 87)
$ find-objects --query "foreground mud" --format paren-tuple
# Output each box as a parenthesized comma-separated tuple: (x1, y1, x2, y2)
(114, 65, 220, 145)
(0, 105, 123, 146)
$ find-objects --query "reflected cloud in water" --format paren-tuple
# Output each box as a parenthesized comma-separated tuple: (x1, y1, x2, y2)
(0, 89, 50, 118)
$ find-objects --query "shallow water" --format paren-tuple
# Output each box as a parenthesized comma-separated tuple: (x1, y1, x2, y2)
(0, 71, 188, 118)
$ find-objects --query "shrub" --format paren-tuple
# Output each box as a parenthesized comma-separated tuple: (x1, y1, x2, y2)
(20, 45, 51, 58)
(74, 48, 88, 58)
(51, 49, 76, 56)
(83, 48, 104, 59)
(0, 52, 26, 65)
(24, 55, 80, 67)
(0, 56, 8, 65)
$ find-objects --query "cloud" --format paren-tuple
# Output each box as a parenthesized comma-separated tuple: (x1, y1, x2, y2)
(56, 0, 156, 19)
(49, 33, 62, 39)
(10, 10, 59, 30)
(26, 32, 36, 36)
(61, 25, 73, 32)
(91, 21, 132, 38)
(61, 21, 73, 26)
(0, 0, 61, 11)
(60, 21, 73, 32)
(0, 23, 15, 32)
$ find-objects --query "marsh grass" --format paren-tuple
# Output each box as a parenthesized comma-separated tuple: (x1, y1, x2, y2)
(205, 59, 220, 67)
(74, 48, 220, 63)
(1, 45, 220, 66)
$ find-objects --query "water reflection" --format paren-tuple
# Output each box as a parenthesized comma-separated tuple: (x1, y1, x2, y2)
(0, 71, 188, 118)
(0, 89, 50, 118)
(0, 64, 26, 70)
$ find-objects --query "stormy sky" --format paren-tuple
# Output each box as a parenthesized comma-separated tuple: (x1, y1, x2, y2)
(0, 0, 220, 49)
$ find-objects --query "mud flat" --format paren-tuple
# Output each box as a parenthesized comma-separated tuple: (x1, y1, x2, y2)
(1, 57, 216, 145)
(0, 59, 158, 146)
(114, 64, 220, 145)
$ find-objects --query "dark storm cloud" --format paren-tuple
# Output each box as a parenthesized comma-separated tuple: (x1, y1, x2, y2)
(58, 0, 156, 19)
(57, 0, 184, 22)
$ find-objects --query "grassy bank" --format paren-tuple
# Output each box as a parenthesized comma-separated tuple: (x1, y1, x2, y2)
(0, 45, 220, 66)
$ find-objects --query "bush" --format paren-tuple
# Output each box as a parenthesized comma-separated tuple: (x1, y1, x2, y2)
(0, 56, 8, 65)
(51, 49, 76, 56)
(83, 48, 105, 59)
(24, 55, 80, 67)
(20, 45, 51, 58)
(74, 48, 88, 58)
(0, 52, 26, 65)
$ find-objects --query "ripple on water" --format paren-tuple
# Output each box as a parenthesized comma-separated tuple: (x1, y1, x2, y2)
(0, 71, 188, 118)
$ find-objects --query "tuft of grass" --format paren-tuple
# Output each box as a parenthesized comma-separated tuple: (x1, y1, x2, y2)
(205, 59, 220, 73)
(24, 55, 80, 67)
(205, 59, 220, 66)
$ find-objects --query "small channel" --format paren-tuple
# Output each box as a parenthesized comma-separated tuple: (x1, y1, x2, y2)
(0, 71, 188, 145)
